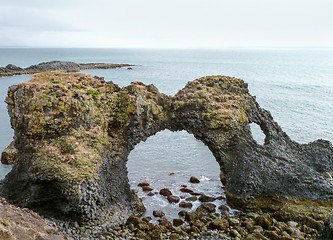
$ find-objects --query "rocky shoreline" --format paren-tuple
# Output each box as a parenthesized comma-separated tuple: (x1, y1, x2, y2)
(0, 61, 133, 77)
(1, 72, 333, 239)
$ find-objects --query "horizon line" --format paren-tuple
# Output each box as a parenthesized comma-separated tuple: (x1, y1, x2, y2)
(1, 46, 333, 50)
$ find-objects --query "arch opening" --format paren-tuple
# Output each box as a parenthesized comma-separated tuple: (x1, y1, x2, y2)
(249, 123, 266, 145)
(127, 129, 236, 222)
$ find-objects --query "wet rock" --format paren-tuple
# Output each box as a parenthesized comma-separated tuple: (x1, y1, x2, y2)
(199, 195, 216, 202)
(179, 201, 192, 208)
(138, 182, 150, 187)
(178, 210, 187, 217)
(180, 188, 194, 194)
(185, 212, 199, 222)
(208, 218, 229, 231)
(191, 192, 202, 196)
(142, 186, 153, 192)
(255, 214, 273, 229)
(181, 185, 187, 188)
(127, 216, 141, 227)
(218, 204, 229, 212)
(173, 218, 185, 227)
(153, 210, 165, 218)
(167, 195, 180, 203)
(158, 218, 173, 229)
(159, 188, 172, 196)
(200, 203, 216, 213)
(142, 217, 152, 222)
(190, 176, 200, 183)
(1, 141, 17, 165)
(185, 196, 197, 201)
(147, 192, 154, 196)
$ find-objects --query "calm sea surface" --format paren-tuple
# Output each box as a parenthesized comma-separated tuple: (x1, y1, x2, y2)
(0, 48, 332, 219)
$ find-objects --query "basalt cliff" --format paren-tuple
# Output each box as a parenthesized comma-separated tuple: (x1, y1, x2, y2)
(1, 72, 333, 235)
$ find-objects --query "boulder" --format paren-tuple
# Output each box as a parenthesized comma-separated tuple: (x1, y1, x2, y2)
(173, 218, 185, 226)
(198, 195, 216, 202)
(159, 188, 172, 196)
(138, 182, 150, 187)
(142, 186, 153, 191)
(179, 201, 192, 208)
(1, 141, 17, 165)
(167, 195, 180, 203)
(153, 210, 165, 218)
(189, 176, 200, 183)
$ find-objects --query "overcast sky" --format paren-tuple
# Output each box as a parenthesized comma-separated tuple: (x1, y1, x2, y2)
(0, 0, 332, 48)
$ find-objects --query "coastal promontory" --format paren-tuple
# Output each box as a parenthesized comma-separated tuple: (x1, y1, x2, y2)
(0, 61, 132, 77)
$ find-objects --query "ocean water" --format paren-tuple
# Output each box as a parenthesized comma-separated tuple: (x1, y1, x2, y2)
(0, 48, 332, 220)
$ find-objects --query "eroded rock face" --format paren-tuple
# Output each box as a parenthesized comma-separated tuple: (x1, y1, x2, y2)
(1, 72, 333, 227)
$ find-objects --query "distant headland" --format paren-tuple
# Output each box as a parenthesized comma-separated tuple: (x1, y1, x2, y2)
(0, 61, 133, 77)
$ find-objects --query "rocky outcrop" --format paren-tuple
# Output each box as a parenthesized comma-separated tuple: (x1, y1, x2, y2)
(0, 196, 71, 240)
(1, 72, 333, 229)
(0, 61, 132, 77)
(1, 141, 17, 164)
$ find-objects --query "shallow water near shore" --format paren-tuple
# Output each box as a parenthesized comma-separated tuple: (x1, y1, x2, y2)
(0, 48, 332, 220)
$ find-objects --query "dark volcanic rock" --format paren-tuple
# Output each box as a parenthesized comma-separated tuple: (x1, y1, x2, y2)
(179, 201, 193, 208)
(138, 182, 150, 187)
(190, 176, 200, 183)
(173, 218, 185, 226)
(180, 187, 194, 194)
(159, 188, 172, 196)
(0, 61, 132, 77)
(167, 195, 180, 203)
(199, 195, 216, 202)
(1, 73, 333, 229)
(6, 64, 23, 71)
(25, 61, 81, 72)
(142, 186, 153, 191)
(153, 210, 165, 218)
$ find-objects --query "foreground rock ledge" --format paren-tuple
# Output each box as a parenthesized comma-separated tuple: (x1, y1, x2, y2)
(1, 72, 333, 227)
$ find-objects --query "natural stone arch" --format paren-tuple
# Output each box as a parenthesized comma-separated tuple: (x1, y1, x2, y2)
(1, 72, 333, 227)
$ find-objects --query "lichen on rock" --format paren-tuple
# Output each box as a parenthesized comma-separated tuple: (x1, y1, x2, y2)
(1, 72, 333, 230)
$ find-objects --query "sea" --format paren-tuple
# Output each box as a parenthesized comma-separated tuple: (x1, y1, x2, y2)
(0, 48, 332, 220)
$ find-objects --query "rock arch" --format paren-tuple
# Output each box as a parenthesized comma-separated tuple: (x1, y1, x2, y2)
(1, 72, 333, 226)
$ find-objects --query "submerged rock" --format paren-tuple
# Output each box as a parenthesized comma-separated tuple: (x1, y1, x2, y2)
(0, 72, 333, 231)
